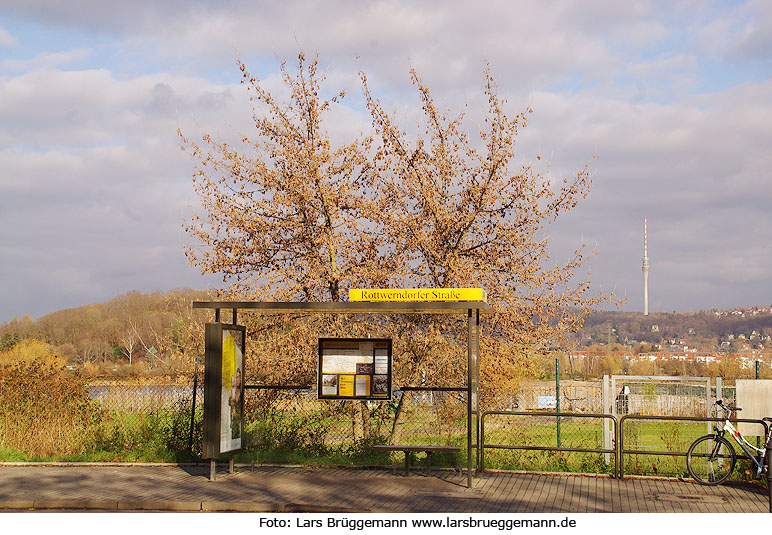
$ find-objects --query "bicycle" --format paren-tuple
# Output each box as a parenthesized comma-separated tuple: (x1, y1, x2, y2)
(686, 400, 772, 485)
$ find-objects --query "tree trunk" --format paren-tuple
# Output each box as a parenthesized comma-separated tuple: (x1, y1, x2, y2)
(352, 401, 371, 442)
(388, 391, 409, 444)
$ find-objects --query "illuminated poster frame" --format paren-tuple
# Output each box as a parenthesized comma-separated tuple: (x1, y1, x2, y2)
(203, 323, 245, 459)
(318, 338, 392, 401)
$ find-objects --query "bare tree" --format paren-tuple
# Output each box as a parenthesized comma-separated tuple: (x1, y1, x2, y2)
(181, 54, 612, 414)
(360, 65, 613, 397)
(179, 53, 381, 303)
(120, 329, 137, 365)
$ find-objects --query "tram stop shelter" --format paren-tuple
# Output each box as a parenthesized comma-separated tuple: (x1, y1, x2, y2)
(192, 297, 491, 488)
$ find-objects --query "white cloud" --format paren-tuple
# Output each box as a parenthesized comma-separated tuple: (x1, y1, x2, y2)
(689, 0, 772, 63)
(0, 67, 246, 148)
(0, 65, 250, 320)
(1, 0, 772, 321)
(0, 27, 17, 47)
(531, 76, 772, 312)
(0, 47, 91, 72)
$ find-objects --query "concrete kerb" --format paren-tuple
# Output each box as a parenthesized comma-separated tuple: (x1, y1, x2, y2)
(117, 501, 202, 512)
(0, 501, 34, 510)
(0, 461, 465, 476)
(201, 501, 281, 512)
(283, 503, 371, 513)
(0, 461, 305, 469)
(33, 500, 119, 510)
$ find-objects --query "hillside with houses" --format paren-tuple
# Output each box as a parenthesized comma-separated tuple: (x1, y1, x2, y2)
(572, 307, 772, 353)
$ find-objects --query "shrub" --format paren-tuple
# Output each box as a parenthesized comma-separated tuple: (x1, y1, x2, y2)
(0, 360, 98, 457)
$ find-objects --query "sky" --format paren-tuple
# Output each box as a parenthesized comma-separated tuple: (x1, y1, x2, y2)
(1, 0, 771, 323)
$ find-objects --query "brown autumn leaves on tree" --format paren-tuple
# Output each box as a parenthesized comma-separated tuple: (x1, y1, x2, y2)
(179, 53, 609, 402)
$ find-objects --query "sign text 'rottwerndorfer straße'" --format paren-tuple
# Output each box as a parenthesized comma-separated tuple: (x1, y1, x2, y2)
(348, 288, 486, 302)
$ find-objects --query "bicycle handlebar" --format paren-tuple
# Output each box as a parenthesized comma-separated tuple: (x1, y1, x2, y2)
(716, 399, 741, 412)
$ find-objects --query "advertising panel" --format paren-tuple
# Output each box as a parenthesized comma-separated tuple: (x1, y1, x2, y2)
(203, 323, 245, 459)
(318, 338, 392, 400)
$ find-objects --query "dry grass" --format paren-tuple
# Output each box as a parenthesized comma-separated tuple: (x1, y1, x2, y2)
(0, 360, 98, 457)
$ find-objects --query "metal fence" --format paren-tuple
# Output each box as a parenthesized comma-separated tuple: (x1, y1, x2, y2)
(513, 381, 603, 412)
(241, 386, 468, 459)
(606, 375, 713, 418)
(71, 376, 770, 483)
(478, 409, 769, 482)
(480, 411, 617, 475)
(88, 383, 200, 413)
(618, 414, 768, 479)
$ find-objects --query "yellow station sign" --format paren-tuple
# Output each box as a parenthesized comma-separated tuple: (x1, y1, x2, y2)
(349, 288, 487, 303)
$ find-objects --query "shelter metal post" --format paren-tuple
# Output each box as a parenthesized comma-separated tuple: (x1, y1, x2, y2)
(467, 308, 480, 488)
(556, 359, 561, 448)
(474, 309, 480, 476)
(188, 356, 198, 452)
(467, 310, 473, 488)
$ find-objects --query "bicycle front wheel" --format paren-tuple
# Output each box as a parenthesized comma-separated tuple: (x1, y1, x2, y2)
(687, 434, 736, 485)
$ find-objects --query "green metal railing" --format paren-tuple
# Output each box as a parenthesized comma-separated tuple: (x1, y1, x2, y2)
(480, 410, 769, 481)
(480, 411, 618, 476)
(617, 414, 769, 479)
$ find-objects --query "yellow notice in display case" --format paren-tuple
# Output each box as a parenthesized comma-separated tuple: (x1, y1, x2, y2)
(349, 288, 486, 302)
(338, 374, 355, 397)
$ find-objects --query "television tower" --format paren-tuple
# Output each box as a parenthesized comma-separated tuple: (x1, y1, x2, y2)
(642, 217, 650, 316)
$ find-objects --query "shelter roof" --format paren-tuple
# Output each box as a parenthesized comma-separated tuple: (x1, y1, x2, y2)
(192, 301, 491, 314)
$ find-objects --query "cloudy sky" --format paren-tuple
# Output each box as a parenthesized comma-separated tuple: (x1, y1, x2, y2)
(1, 0, 771, 323)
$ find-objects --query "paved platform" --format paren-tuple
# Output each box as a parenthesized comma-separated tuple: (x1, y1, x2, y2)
(0, 464, 768, 513)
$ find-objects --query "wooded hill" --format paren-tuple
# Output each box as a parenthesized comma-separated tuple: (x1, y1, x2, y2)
(0, 289, 213, 375)
(3, 290, 771, 375)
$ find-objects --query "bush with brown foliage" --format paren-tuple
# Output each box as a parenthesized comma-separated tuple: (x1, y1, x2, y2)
(0, 360, 99, 458)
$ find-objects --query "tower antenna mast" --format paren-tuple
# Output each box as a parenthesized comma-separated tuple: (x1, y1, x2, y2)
(642, 217, 650, 316)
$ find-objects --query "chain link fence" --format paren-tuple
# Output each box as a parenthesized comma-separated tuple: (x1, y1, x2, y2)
(88, 382, 200, 413)
(514, 380, 603, 412)
(240, 387, 468, 469)
(481, 411, 616, 474)
(2, 369, 766, 482)
(81, 380, 469, 468)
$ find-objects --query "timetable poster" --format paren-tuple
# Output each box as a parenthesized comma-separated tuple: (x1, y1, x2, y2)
(202, 323, 245, 460)
(220, 327, 244, 454)
(318, 338, 392, 400)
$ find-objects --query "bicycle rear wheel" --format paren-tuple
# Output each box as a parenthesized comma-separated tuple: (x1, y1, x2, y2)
(687, 434, 736, 485)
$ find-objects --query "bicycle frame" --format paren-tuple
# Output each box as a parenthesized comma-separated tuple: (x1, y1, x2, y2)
(719, 417, 768, 471)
